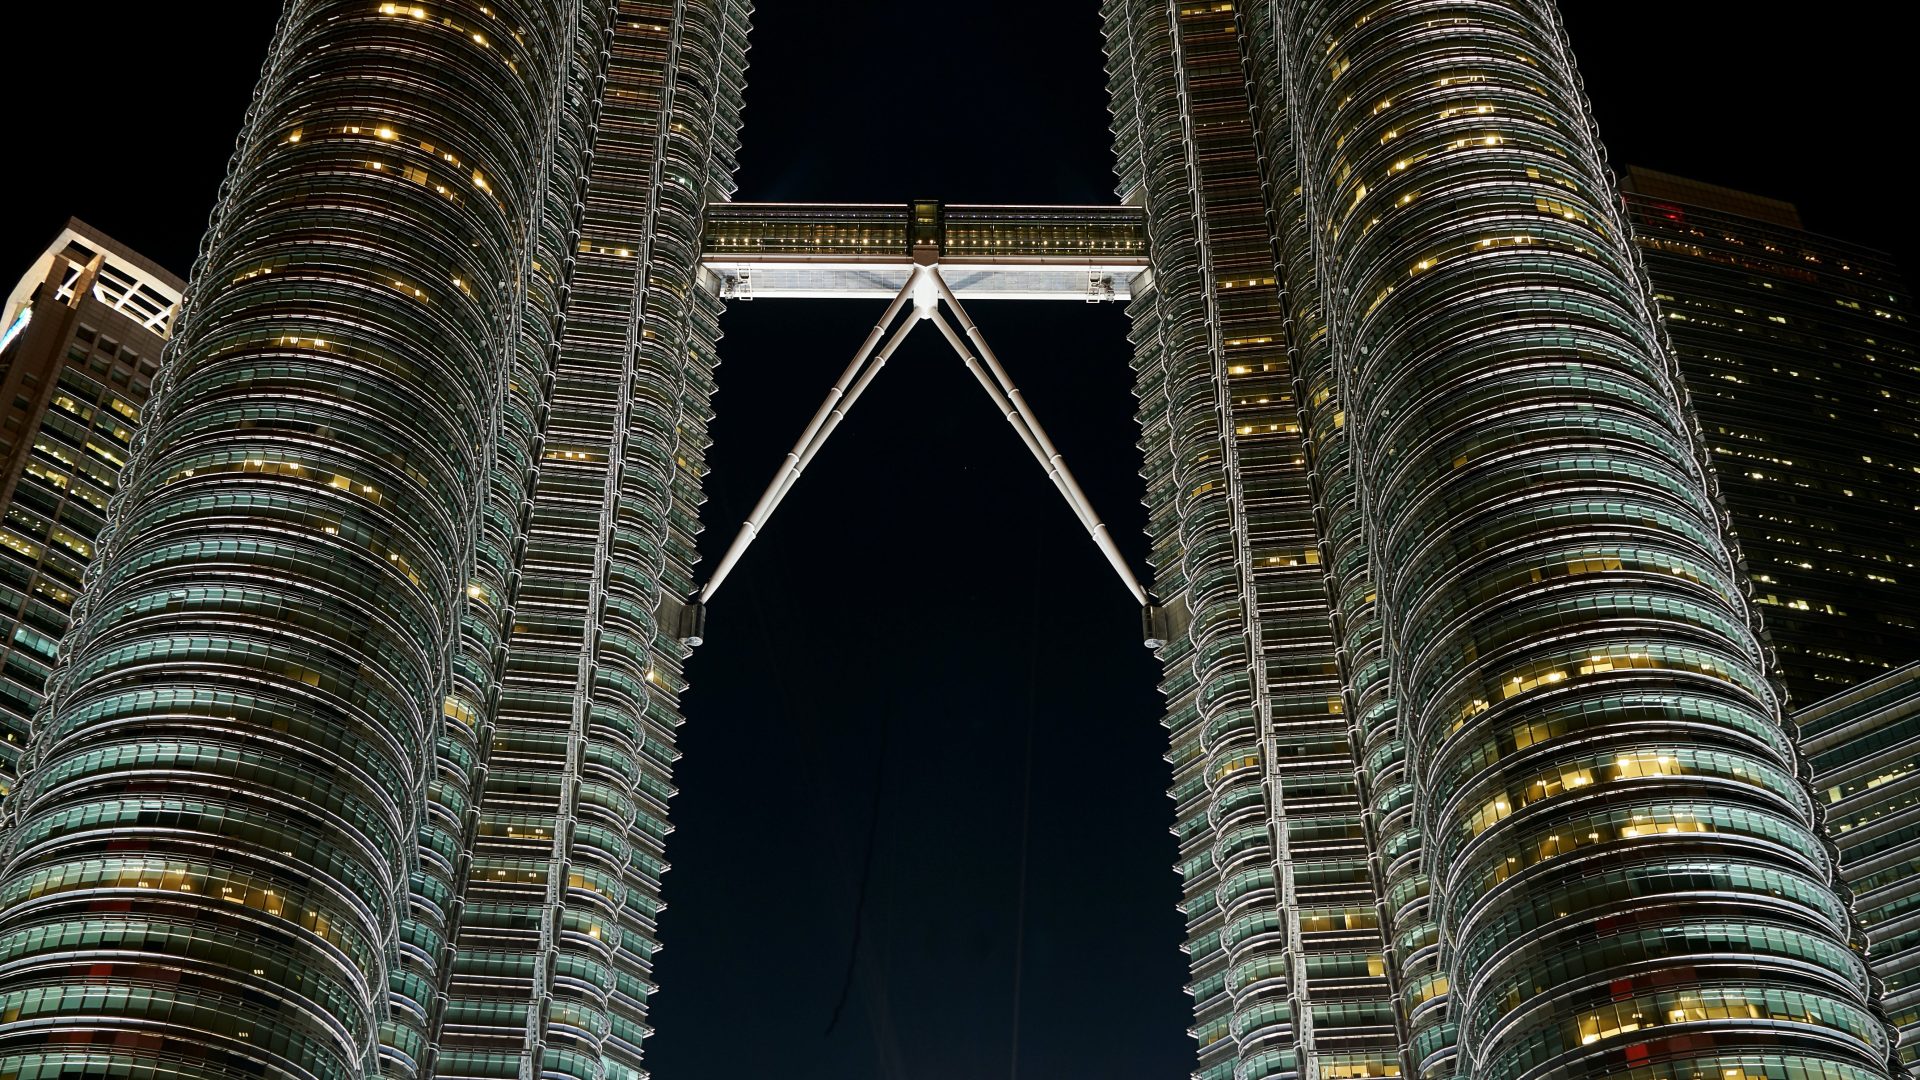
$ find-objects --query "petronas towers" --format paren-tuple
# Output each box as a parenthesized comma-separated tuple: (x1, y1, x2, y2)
(0, 2, 1899, 1080)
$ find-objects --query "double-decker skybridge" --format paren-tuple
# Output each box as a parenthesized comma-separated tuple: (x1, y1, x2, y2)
(700, 199, 1149, 300)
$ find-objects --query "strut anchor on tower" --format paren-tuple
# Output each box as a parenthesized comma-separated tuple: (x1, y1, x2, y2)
(1141, 592, 1191, 651)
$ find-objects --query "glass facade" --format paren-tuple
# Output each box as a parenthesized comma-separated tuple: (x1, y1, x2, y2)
(1104, 3, 1401, 1078)
(0, 1, 746, 1076)
(1103, 2, 1897, 1080)
(1799, 664, 1920, 1071)
(1622, 173, 1920, 707)
(431, 4, 748, 1078)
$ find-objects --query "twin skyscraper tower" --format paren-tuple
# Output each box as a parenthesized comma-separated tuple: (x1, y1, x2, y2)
(0, 2, 1897, 1080)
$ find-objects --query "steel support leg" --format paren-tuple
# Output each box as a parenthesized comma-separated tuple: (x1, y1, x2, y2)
(926, 282, 1150, 607)
(695, 263, 1152, 616)
(699, 270, 922, 603)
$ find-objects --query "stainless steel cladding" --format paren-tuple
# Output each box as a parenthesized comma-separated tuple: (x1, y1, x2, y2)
(0, 1, 606, 1076)
(1106, 1, 1897, 1079)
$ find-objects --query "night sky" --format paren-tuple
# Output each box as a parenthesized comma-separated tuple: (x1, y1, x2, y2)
(4, 4, 1910, 1078)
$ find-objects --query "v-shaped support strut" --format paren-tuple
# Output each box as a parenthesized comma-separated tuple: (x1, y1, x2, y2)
(692, 258, 1155, 627)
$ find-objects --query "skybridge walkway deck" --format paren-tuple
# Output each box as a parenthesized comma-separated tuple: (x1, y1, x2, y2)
(698, 200, 1149, 301)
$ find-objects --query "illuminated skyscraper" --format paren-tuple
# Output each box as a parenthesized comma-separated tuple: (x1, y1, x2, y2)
(1799, 664, 1920, 1069)
(1622, 168, 1920, 706)
(0, 1, 1901, 1079)
(1105, 3, 1898, 1079)
(0, 3, 746, 1077)
(1619, 178, 1920, 1072)
(0, 220, 179, 804)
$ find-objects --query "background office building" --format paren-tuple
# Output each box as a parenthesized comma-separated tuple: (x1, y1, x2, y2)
(1799, 665, 1920, 1069)
(1624, 167, 1920, 706)
(0, 3, 1904, 1080)
(0, 219, 177, 802)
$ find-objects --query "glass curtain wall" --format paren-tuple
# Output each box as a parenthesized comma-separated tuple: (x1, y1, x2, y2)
(1104, 3, 1402, 1079)
(430, 3, 750, 1078)
(1107, 2, 1901, 1079)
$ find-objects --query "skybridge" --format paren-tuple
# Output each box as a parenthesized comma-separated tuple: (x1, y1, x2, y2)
(698, 199, 1150, 302)
(676, 200, 1179, 649)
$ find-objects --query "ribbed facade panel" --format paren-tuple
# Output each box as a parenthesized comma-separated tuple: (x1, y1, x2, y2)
(0, 1, 589, 1075)
(1238, 9, 1428, 1079)
(1800, 665, 1920, 1070)
(1110, 1, 1900, 1079)
(1257, 2, 1892, 1079)
(1105, 3, 1400, 1078)
(430, 2, 749, 1078)
(1623, 193, 1920, 706)
(385, 4, 614, 1077)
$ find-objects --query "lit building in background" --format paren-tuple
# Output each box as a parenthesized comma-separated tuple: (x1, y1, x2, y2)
(1799, 664, 1920, 1069)
(0, 219, 179, 800)
(0, 1, 1906, 1079)
(426, 5, 747, 1077)
(1623, 167, 1920, 706)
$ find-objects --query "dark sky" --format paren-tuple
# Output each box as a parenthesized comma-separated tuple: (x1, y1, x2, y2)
(4, 4, 1910, 1078)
